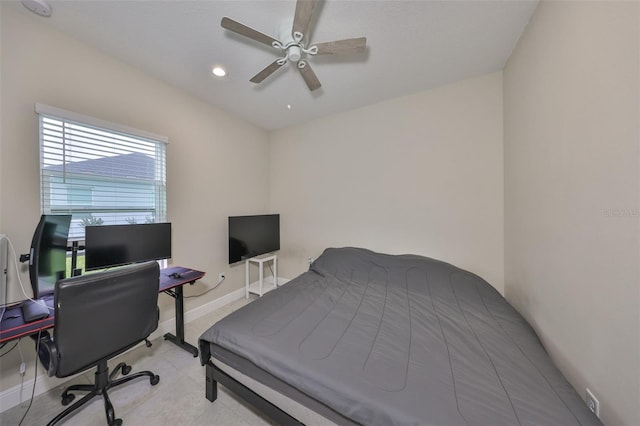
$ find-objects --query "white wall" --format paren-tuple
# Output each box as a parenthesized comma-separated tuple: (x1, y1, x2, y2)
(270, 72, 505, 292)
(0, 3, 3, 232)
(504, 1, 639, 425)
(0, 4, 269, 396)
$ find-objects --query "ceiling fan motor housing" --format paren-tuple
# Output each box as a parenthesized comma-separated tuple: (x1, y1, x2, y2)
(288, 45, 302, 62)
(278, 20, 302, 63)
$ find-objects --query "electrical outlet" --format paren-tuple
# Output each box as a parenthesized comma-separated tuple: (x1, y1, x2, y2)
(218, 273, 225, 282)
(586, 388, 600, 418)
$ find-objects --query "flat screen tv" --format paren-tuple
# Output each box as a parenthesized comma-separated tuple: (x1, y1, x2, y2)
(229, 214, 280, 264)
(85, 223, 172, 271)
(28, 214, 72, 298)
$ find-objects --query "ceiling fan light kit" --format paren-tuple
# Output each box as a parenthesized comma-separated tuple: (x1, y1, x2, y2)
(221, 0, 367, 92)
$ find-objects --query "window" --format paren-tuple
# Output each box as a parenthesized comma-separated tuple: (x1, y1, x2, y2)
(36, 104, 167, 242)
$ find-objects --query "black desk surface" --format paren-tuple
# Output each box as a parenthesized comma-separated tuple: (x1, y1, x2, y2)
(0, 296, 55, 343)
(160, 266, 206, 292)
(0, 266, 205, 344)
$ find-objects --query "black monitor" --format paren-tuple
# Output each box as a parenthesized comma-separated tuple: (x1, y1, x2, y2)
(85, 223, 172, 271)
(28, 214, 72, 298)
(228, 214, 280, 264)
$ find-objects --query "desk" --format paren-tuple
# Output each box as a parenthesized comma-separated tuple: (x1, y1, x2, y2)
(0, 266, 205, 357)
(0, 296, 55, 343)
(160, 266, 204, 357)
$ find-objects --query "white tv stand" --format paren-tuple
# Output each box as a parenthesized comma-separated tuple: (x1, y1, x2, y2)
(245, 254, 278, 298)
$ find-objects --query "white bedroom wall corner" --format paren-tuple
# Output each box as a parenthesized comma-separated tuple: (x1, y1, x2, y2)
(496, 69, 505, 297)
(270, 72, 505, 293)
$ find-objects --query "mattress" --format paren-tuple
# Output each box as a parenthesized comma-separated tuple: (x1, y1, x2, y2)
(200, 247, 602, 426)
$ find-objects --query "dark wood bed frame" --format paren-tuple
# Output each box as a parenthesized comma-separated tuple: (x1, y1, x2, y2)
(205, 361, 305, 426)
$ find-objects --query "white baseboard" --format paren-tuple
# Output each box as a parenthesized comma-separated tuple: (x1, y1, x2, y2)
(0, 285, 250, 413)
(0, 366, 73, 414)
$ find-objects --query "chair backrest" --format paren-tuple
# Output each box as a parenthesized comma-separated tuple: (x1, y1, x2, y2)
(53, 261, 160, 377)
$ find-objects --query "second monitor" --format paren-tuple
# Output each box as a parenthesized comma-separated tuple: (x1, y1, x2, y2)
(228, 214, 279, 264)
(85, 223, 172, 271)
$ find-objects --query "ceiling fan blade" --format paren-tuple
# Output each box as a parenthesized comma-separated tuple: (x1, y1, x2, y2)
(292, 0, 318, 39)
(314, 37, 367, 55)
(298, 62, 321, 91)
(250, 60, 284, 83)
(221, 17, 279, 47)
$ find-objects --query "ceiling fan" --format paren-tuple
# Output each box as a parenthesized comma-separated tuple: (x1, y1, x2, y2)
(221, 0, 367, 91)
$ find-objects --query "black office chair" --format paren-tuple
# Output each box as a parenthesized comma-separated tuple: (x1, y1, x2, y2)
(37, 261, 161, 426)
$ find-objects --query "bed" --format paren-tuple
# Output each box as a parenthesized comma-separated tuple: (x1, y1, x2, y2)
(199, 247, 602, 425)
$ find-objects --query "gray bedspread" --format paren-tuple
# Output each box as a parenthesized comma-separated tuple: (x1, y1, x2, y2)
(200, 247, 602, 426)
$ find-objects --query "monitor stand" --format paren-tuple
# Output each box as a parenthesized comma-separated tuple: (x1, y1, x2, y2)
(21, 299, 50, 323)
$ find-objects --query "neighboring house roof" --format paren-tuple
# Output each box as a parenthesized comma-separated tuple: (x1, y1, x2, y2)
(45, 152, 156, 180)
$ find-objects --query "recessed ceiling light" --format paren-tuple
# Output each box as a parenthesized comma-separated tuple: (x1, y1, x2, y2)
(212, 66, 226, 77)
(287, 104, 292, 110)
(21, 0, 52, 17)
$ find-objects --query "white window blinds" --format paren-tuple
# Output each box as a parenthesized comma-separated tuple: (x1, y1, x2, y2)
(36, 104, 167, 241)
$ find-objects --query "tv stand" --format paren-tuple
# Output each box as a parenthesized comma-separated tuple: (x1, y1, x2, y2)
(245, 255, 278, 298)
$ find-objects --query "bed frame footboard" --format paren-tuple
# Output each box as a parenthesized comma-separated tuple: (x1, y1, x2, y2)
(205, 361, 304, 425)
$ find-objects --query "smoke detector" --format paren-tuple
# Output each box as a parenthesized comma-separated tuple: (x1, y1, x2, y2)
(21, 0, 52, 17)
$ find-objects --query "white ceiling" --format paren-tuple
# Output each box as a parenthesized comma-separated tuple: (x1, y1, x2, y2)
(10, 0, 538, 130)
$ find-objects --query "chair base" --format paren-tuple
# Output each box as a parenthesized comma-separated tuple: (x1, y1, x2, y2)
(48, 361, 159, 426)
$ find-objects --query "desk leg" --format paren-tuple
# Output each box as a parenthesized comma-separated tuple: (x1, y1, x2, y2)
(163, 285, 199, 357)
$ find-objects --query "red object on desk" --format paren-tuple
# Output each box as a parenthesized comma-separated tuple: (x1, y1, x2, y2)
(0, 266, 205, 357)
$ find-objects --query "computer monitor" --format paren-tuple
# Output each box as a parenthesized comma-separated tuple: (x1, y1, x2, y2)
(28, 214, 72, 298)
(228, 214, 280, 264)
(84, 223, 172, 271)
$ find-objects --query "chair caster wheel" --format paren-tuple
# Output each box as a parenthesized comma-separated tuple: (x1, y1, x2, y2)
(110, 418, 123, 426)
(150, 375, 160, 386)
(61, 393, 75, 406)
(121, 364, 132, 375)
